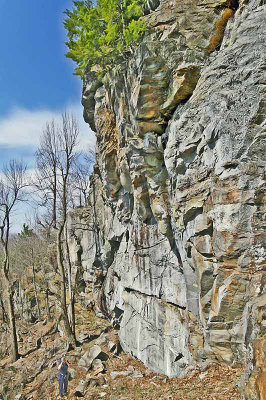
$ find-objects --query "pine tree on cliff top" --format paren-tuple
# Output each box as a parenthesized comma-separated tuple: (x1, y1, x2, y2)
(64, 0, 146, 78)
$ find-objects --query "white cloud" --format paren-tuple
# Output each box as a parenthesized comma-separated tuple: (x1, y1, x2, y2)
(0, 104, 96, 150)
(0, 104, 96, 233)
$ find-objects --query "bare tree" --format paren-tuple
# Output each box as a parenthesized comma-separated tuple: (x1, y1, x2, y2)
(35, 121, 59, 229)
(0, 160, 28, 361)
(14, 227, 41, 320)
(52, 114, 78, 346)
(34, 113, 95, 346)
(0, 280, 8, 323)
(70, 149, 94, 207)
(35, 113, 83, 346)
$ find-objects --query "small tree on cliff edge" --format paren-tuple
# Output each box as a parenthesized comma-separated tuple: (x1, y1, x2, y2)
(64, 0, 147, 77)
(0, 160, 28, 362)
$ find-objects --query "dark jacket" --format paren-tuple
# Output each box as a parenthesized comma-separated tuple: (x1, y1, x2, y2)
(58, 359, 68, 376)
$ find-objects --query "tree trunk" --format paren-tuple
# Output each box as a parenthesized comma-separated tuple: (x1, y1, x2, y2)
(32, 263, 41, 320)
(56, 224, 75, 346)
(1, 270, 19, 362)
(7, 287, 19, 361)
(52, 168, 57, 229)
(18, 280, 24, 320)
(65, 224, 76, 340)
(1, 231, 19, 361)
(45, 287, 51, 320)
(0, 291, 7, 323)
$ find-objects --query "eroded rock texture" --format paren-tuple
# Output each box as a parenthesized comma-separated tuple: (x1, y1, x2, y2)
(68, 0, 265, 397)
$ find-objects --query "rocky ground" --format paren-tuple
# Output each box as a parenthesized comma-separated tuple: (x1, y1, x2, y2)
(0, 304, 243, 400)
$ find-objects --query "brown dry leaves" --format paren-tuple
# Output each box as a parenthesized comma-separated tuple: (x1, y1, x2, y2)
(0, 309, 243, 400)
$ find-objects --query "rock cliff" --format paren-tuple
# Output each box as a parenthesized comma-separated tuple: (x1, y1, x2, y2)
(67, 0, 266, 398)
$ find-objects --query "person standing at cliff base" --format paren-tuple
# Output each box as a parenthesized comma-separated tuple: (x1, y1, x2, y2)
(58, 353, 70, 397)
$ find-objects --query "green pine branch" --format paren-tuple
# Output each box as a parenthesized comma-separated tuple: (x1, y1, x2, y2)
(64, 0, 147, 79)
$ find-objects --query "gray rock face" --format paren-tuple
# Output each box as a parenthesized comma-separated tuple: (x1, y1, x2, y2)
(14, 395, 24, 400)
(91, 358, 104, 371)
(119, 290, 191, 377)
(74, 380, 88, 397)
(78, 345, 102, 369)
(68, 0, 266, 397)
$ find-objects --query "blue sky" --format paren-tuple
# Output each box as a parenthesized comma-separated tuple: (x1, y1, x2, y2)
(0, 0, 80, 114)
(0, 0, 96, 231)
